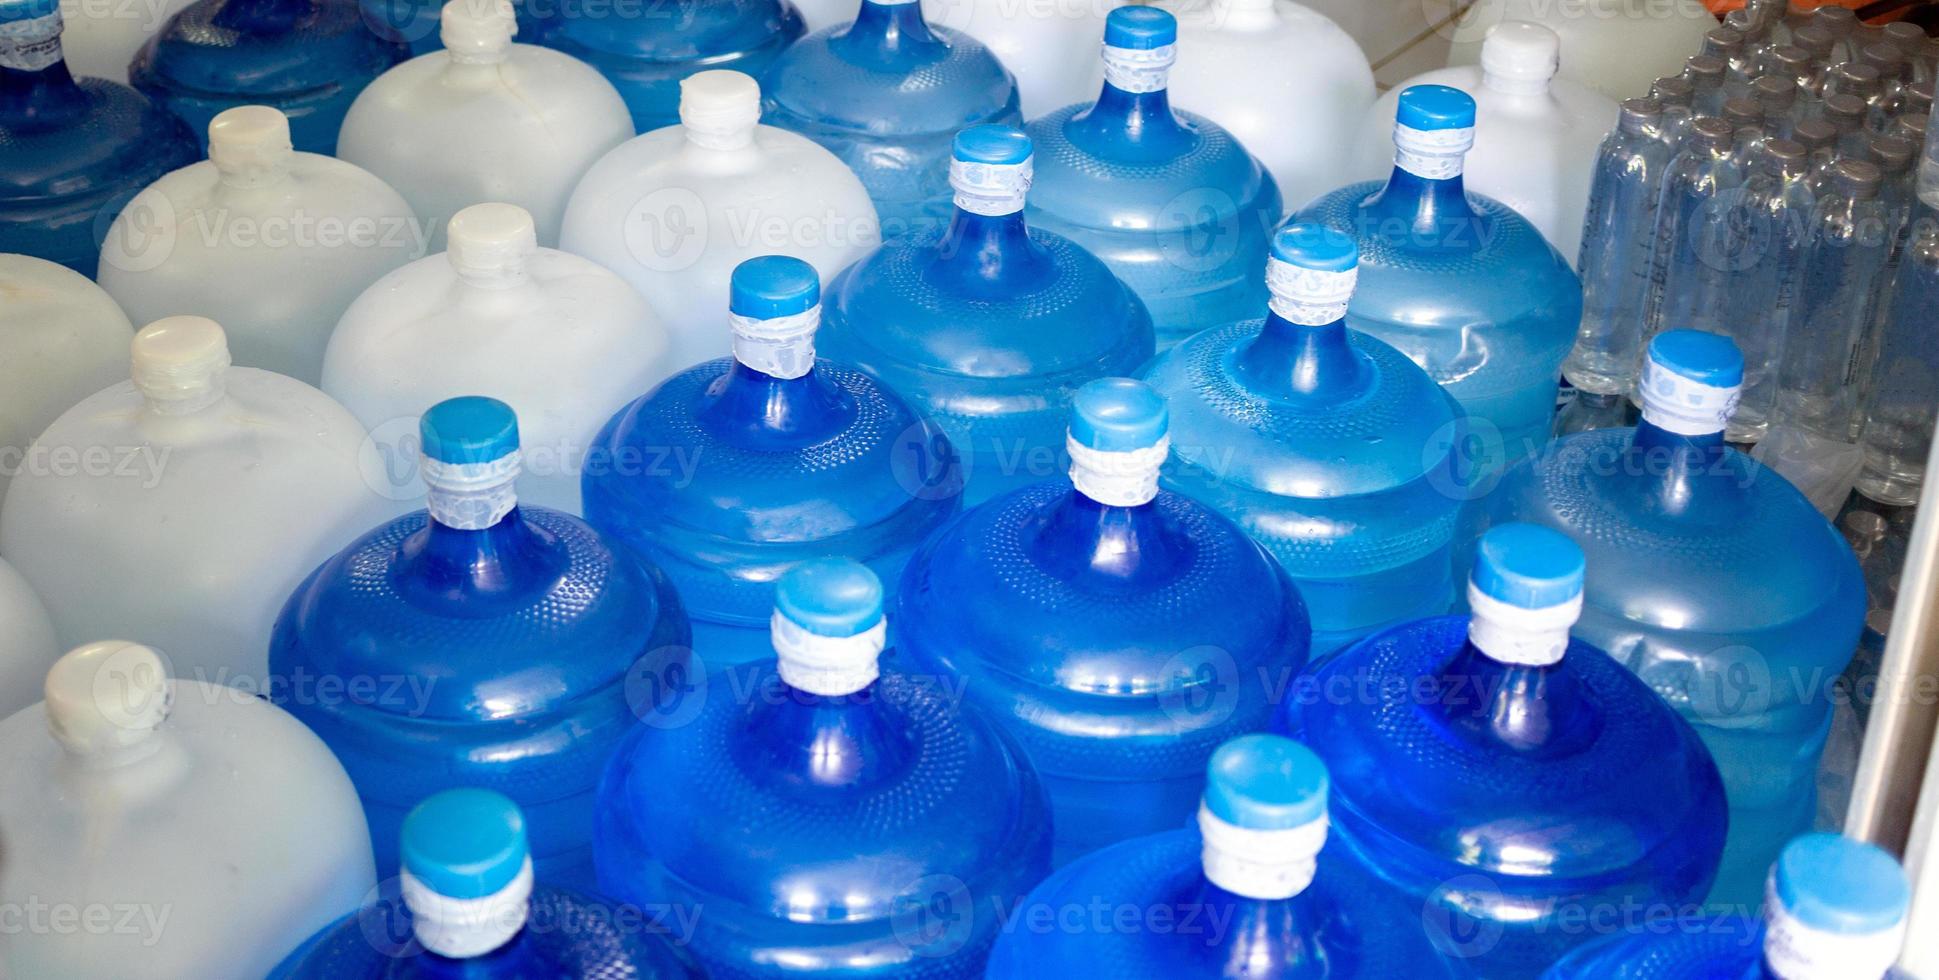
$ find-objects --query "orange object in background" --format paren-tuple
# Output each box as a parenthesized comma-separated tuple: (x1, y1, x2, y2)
(1706, 0, 1906, 15)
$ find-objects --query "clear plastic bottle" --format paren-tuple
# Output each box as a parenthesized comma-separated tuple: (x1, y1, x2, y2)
(583, 256, 962, 667)
(0, 316, 392, 687)
(0, 641, 375, 980)
(1283, 522, 1727, 977)
(336, 0, 632, 252)
(1300, 84, 1581, 469)
(816, 125, 1155, 504)
(893, 377, 1310, 863)
(1444, 0, 1716, 103)
(1686, 52, 1727, 118)
(920, 0, 1104, 119)
(1858, 232, 1939, 505)
(129, 0, 405, 154)
(0, 253, 133, 509)
(323, 203, 671, 514)
(1720, 138, 1816, 443)
(1566, 99, 1673, 397)
(1544, 833, 1910, 980)
(1025, 6, 1280, 349)
(538, 0, 804, 135)
(987, 734, 1454, 979)
(1756, 74, 1800, 140)
(1654, 73, 1698, 148)
(271, 396, 691, 893)
(1487, 331, 1866, 909)
(1646, 117, 1746, 344)
(761, 0, 1020, 236)
(0, 0, 198, 275)
(559, 70, 878, 371)
(593, 559, 1054, 978)
(97, 106, 422, 386)
(1142, 223, 1466, 654)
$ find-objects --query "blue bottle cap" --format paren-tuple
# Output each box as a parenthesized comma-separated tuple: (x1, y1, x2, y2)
(775, 559, 885, 638)
(0, 0, 59, 23)
(1203, 734, 1328, 830)
(1471, 523, 1586, 609)
(1069, 377, 1169, 453)
(953, 125, 1033, 166)
(1270, 224, 1360, 273)
(1648, 330, 1746, 389)
(1397, 85, 1479, 131)
(1773, 834, 1910, 935)
(1104, 6, 1176, 49)
(400, 789, 530, 900)
(730, 255, 820, 320)
(420, 396, 519, 467)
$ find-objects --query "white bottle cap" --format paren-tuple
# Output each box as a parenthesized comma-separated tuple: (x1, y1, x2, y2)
(207, 105, 294, 186)
(680, 70, 761, 151)
(446, 203, 537, 288)
(440, 0, 516, 62)
(44, 642, 172, 764)
(770, 560, 887, 698)
(1480, 21, 1560, 96)
(131, 316, 232, 413)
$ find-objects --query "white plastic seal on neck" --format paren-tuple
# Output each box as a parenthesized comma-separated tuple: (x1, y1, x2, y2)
(423, 451, 520, 530)
(440, 0, 515, 63)
(730, 305, 819, 380)
(680, 70, 762, 151)
(0, 6, 62, 71)
(402, 857, 533, 959)
(1102, 42, 1176, 94)
(1466, 583, 1580, 667)
(772, 611, 887, 697)
(1067, 434, 1168, 507)
(1639, 361, 1740, 436)
(1761, 879, 1908, 980)
(207, 106, 295, 188)
(1265, 258, 1357, 326)
(951, 155, 1032, 216)
(1480, 22, 1560, 97)
(1394, 124, 1475, 180)
(1198, 805, 1327, 900)
(132, 316, 232, 415)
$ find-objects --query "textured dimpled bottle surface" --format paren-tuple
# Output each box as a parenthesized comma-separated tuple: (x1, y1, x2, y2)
(1445, 0, 1716, 101)
(323, 203, 671, 514)
(0, 316, 389, 686)
(919, 0, 1102, 118)
(987, 734, 1454, 979)
(1298, 84, 1580, 470)
(817, 126, 1155, 504)
(761, 0, 1021, 234)
(1486, 332, 1866, 909)
(270, 397, 690, 892)
(583, 256, 960, 667)
(336, 0, 633, 251)
(0, 642, 375, 980)
(593, 560, 1053, 978)
(1544, 834, 1911, 980)
(1355, 22, 1617, 264)
(560, 69, 878, 371)
(1149, 0, 1375, 211)
(539, 0, 803, 134)
(0, 253, 133, 508)
(1564, 98, 1672, 400)
(97, 106, 420, 386)
(895, 377, 1310, 864)
(0, 0, 197, 275)
(129, 0, 405, 154)
(1143, 224, 1466, 654)
(1283, 523, 1727, 977)
(270, 789, 705, 978)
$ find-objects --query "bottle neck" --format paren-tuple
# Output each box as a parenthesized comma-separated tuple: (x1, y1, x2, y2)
(930, 208, 1056, 294)
(1068, 80, 1194, 159)
(400, 861, 535, 966)
(400, 930, 543, 978)
(1435, 636, 1601, 756)
(397, 505, 571, 610)
(697, 360, 853, 449)
(210, 0, 311, 33)
(737, 662, 915, 792)
(1182, 880, 1334, 978)
(1030, 491, 1194, 590)
(834, 0, 944, 65)
(1623, 420, 1735, 518)
(1483, 69, 1553, 97)
(1364, 157, 1484, 249)
(1235, 292, 1364, 400)
(0, 11, 83, 126)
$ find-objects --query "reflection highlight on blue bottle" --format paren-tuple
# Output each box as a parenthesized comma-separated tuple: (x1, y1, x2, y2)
(0, 0, 198, 275)
(986, 734, 1453, 979)
(270, 789, 705, 978)
(817, 125, 1155, 504)
(270, 396, 691, 893)
(593, 559, 1053, 978)
(895, 377, 1310, 865)
(1282, 523, 1727, 977)
(1024, 6, 1280, 350)
(581, 255, 961, 667)
(1487, 332, 1864, 909)
(1143, 223, 1466, 655)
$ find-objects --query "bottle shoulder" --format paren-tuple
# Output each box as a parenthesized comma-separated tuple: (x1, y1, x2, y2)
(567, 125, 874, 211)
(345, 44, 629, 128)
(1543, 914, 1762, 979)
(140, 0, 405, 95)
(0, 81, 198, 201)
(763, 24, 1019, 133)
(1294, 181, 1580, 297)
(1023, 105, 1280, 227)
(540, 0, 803, 60)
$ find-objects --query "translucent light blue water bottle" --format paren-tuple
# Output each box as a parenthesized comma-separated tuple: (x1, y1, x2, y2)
(593, 559, 1053, 978)
(541, 0, 804, 134)
(269, 789, 705, 978)
(817, 125, 1155, 504)
(894, 377, 1309, 865)
(1023, 6, 1280, 350)
(129, 0, 406, 155)
(1142, 223, 1465, 655)
(986, 734, 1453, 979)
(1293, 84, 1580, 469)
(581, 255, 961, 667)
(761, 0, 1019, 234)
(1486, 332, 1865, 909)
(270, 396, 691, 893)
(0, 0, 197, 275)
(1544, 833, 1910, 980)
(1281, 522, 1727, 977)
